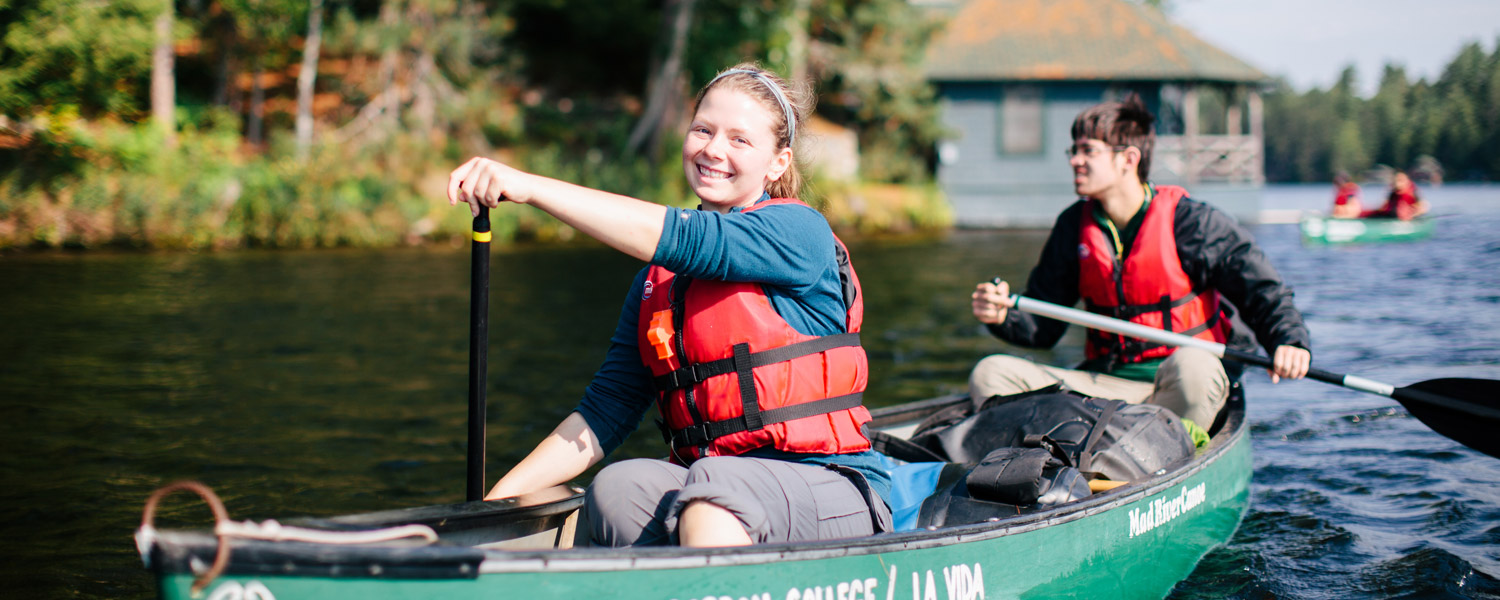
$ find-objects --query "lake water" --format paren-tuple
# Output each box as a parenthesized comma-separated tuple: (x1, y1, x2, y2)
(1, 184, 1497, 598)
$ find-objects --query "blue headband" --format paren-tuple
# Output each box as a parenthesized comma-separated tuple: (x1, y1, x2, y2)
(708, 69, 796, 145)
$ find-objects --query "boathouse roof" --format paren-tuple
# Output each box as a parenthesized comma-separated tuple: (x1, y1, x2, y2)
(923, 0, 1268, 83)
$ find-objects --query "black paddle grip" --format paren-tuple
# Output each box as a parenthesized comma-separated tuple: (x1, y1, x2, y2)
(1221, 347, 1345, 387)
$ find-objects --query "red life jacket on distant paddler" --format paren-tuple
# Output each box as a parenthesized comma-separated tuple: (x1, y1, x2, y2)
(1077, 185, 1231, 366)
(638, 198, 872, 464)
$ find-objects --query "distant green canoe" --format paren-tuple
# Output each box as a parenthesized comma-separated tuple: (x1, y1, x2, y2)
(139, 394, 1251, 600)
(1300, 216, 1434, 245)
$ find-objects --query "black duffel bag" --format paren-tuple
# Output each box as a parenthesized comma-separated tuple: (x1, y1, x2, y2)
(964, 445, 1091, 506)
(905, 385, 1194, 482)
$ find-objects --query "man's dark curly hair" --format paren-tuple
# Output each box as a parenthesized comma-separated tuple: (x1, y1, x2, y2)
(1070, 93, 1156, 180)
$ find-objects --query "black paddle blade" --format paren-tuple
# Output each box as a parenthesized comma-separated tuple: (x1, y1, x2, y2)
(1392, 378, 1500, 459)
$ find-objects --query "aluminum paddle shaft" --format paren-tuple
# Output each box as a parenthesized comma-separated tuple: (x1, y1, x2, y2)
(1009, 294, 1500, 458)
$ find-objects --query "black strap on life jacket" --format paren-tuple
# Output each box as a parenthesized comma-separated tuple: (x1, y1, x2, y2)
(652, 333, 863, 391)
(656, 334, 864, 448)
(662, 392, 865, 449)
(1084, 287, 1221, 363)
(655, 236, 865, 453)
(1086, 285, 1207, 323)
(669, 277, 706, 440)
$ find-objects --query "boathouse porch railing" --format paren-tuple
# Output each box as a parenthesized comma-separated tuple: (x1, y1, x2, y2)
(1153, 134, 1264, 185)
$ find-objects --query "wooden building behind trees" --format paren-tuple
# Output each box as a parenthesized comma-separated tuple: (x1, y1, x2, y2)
(921, 0, 1269, 227)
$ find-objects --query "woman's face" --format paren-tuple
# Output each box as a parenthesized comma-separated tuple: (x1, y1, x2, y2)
(682, 86, 792, 212)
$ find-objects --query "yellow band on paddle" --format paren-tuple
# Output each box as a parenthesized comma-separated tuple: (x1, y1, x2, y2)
(472, 231, 492, 243)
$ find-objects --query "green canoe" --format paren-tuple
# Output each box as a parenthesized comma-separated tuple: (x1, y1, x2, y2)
(1300, 215, 1434, 245)
(139, 394, 1251, 600)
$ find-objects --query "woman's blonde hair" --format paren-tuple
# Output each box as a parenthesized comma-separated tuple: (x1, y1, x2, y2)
(693, 63, 813, 200)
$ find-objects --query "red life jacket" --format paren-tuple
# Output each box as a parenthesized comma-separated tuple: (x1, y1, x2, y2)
(1334, 182, 1360, 206)
(1380, 188, 1421, 220)
(1077, 186, 1230, 365)
(637, 198, 872, 464)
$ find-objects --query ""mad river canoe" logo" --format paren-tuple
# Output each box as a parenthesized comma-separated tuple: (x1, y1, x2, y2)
(1128, 482, 1207, 538)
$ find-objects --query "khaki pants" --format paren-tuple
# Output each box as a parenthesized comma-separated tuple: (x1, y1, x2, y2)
(967, 347, 1229, 427)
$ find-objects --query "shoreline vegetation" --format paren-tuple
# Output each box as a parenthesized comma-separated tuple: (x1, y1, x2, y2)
(0, 113, 951, 252)
(0, 0, 952, 252)
(2, 1, 1495, 252)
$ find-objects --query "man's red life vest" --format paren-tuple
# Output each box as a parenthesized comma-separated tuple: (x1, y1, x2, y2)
(1077, 186, 1230, 365)
(1378, 187, 1421, 220)
(638, 198, 871, 464)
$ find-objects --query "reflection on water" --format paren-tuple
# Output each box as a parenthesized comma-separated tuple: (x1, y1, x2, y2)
(1, 185, 1497, 599)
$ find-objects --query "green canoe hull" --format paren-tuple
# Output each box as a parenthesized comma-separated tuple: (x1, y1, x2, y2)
(1300, 216, 1434, 245)
(146, 399, 1251, 600)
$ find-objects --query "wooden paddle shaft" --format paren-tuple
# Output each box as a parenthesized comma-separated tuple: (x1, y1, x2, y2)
(1088, 479, 1129, 492)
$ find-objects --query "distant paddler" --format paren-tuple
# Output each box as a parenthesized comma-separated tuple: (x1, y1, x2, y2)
(1330, 171, 1362, 218)
(1362, 170, 1429, 221)
(968, 94, 1312, 433)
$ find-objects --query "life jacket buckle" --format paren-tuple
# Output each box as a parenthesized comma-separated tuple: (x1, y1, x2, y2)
(670, 423, 711, 448)
(664, 364, 707, 389)
(659, 418, 696, 464)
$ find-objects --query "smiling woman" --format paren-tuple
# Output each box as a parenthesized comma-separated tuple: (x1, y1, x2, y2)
(681, 68, 809, 209)
(445, 63, 891, 549)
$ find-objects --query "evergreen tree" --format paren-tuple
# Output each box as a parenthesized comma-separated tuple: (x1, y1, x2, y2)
(1262, 40, 1500, 181)
(1369, 65, 1410, 169)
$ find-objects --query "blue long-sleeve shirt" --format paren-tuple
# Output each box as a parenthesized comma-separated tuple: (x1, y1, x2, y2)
(574, 196, 891, 503)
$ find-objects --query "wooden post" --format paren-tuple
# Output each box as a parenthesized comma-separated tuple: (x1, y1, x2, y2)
(1225, 87, 1242, 136)
(1247, 89, 1264, 184)
(1182, 85, 1199, 185)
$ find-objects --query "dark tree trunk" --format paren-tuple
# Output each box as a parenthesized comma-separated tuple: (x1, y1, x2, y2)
(625, 0, 697, 159)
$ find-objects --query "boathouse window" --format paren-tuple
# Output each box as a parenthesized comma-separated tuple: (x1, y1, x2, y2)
(997, 85, 1043, 155)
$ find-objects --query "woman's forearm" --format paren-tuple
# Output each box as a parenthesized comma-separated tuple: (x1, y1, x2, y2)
(525, 177, 667, 262)
(448, 157, 667, 262)
(485, 412, 607, 500)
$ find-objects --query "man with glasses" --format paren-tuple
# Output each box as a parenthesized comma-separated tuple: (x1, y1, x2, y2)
(968, 95, 1311, 433)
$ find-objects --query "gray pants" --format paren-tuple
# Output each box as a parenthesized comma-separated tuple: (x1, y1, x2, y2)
(585, 456, 890, 547)
(967, 347, 1229, 426)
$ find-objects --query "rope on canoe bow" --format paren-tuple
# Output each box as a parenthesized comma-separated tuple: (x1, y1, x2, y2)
(138, 480, 438, 597)
(138, 481, 232, 597)
(214, 519, 438, 544)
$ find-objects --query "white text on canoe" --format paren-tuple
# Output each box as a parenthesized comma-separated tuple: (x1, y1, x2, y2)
(1128, 483, 1207, 538)
(672, 562, 987, 600)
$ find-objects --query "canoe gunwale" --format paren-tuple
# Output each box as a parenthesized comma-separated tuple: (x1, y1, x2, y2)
(145, 394, 1248, 578)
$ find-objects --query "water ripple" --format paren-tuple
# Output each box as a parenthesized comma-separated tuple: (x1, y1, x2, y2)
(1352, 546, 1500, 598)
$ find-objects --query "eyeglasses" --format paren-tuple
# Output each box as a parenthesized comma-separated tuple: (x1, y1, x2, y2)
(1064, 144, 1130, 159)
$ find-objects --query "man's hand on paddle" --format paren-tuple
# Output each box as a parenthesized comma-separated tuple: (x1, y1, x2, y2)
(972, 279, 1015, 325)
(1269, 345, 1311, 383)
(447, 157, 538, 216)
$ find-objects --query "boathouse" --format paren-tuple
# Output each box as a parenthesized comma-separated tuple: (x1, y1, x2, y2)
(923, 0, 1268, 227)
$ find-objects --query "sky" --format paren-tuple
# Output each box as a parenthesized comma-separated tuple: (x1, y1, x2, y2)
(1172, 0, 1500, 96)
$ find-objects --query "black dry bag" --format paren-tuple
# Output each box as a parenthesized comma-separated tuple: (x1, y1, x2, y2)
(908, 387, 1194, 482)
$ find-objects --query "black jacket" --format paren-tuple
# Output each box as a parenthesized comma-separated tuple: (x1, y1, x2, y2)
(989, 194, 1311, 366)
